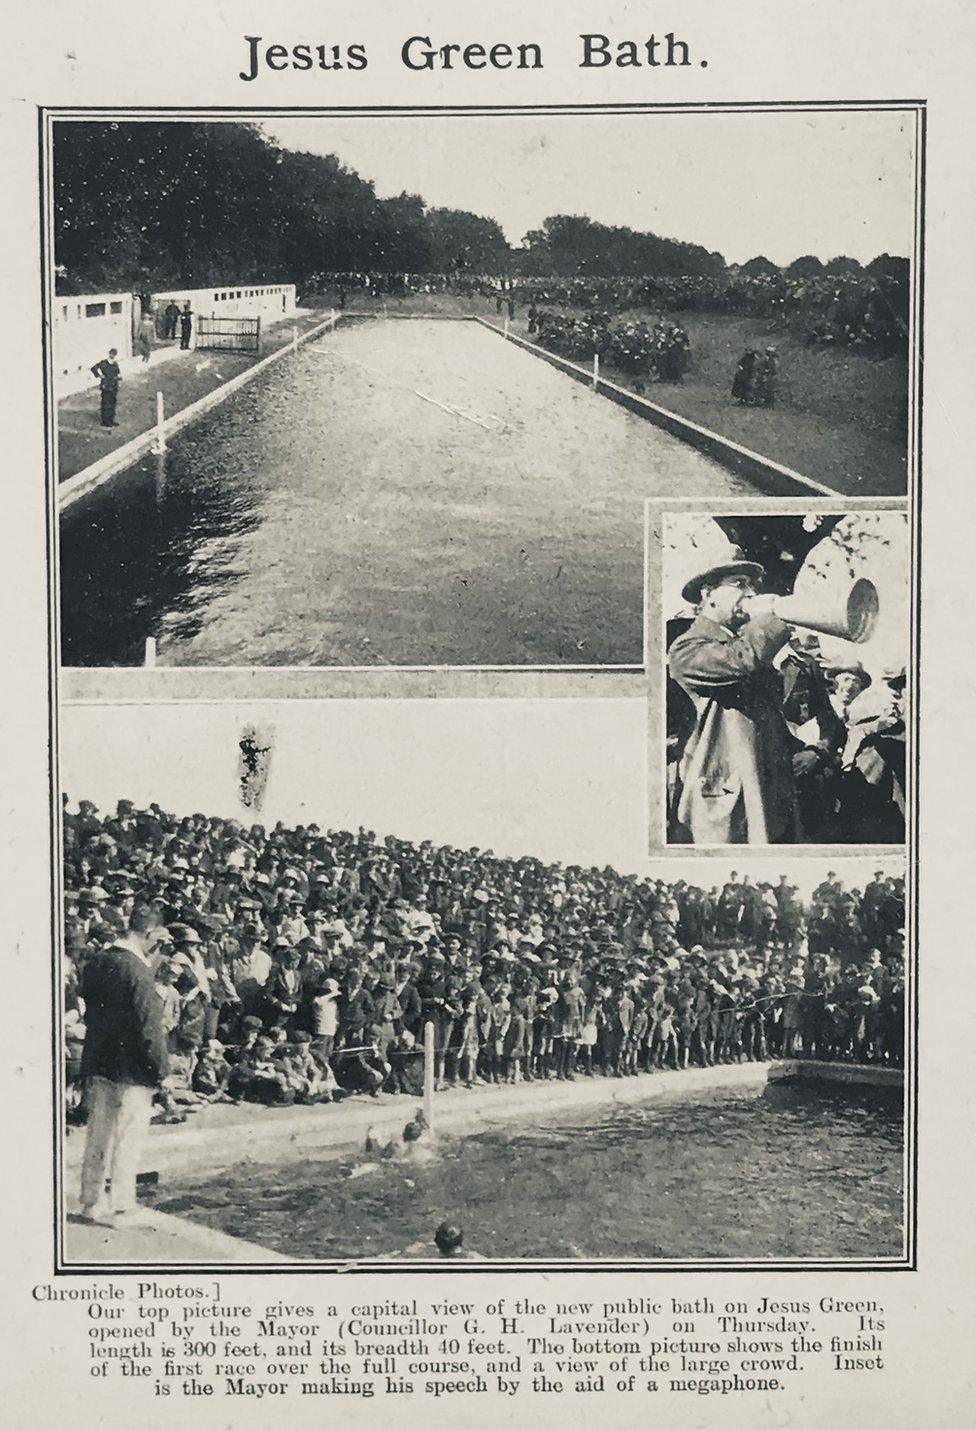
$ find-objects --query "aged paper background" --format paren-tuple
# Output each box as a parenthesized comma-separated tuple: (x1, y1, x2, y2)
(1, 0, 974, 1424)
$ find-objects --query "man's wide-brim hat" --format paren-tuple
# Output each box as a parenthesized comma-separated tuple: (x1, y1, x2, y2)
(826, 662, 872, 689)
(681, 545, 766, 605)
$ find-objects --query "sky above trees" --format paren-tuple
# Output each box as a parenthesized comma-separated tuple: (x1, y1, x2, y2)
(266, 109, 916, 265)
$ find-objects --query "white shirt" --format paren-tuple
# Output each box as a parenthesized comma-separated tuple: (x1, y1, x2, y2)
(312, 995, 340, 1036)
(111, 931, 151, 967)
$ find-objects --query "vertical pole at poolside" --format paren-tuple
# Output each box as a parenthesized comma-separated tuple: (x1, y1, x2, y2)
(292, 324, 298, 351)
(144, 637, 157, 669)
(154, 391, 166, 453)
(152, 448, 167, 507)
(423, 1020, 435, 1130)
(504, 315, 510, 339)
(330, 308, 336, 328)
(592, 353, 600, 389)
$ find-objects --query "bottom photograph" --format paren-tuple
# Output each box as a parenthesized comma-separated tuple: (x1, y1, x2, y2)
(57, 698, 908, 1269)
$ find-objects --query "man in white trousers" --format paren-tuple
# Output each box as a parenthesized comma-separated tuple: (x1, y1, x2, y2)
(78, 903, 168, 1225)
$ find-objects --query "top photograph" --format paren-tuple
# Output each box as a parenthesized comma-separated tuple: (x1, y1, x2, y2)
(48, 106, 921, 670)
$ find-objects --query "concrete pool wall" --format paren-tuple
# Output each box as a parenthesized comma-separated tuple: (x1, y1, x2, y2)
(63, 1059, 902, 1184)
(58, 311, 343, 512)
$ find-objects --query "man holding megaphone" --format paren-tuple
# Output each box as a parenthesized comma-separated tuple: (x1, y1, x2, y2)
(667, 547, 805, 845)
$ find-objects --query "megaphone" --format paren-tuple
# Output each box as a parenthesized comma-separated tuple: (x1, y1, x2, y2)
(770, 576, 879, 645)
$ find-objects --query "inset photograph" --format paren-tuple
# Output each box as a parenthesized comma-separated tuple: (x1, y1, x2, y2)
(660, 509, 909, 846)
(48, 107, 918, 669)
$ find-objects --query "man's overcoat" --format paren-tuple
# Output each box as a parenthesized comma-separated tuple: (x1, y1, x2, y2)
(668, 610, 800, 844)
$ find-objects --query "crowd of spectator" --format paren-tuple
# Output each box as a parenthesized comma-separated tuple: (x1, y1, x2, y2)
(668, 637, 907, 846)
(316, 268, 909, 354)
(529, 309, 692, 389)
(62, 800, 906, 1126)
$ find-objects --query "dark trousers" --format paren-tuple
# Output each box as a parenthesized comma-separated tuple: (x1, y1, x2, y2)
(99, 387, 118, 426)
(179, 322, 192, 350)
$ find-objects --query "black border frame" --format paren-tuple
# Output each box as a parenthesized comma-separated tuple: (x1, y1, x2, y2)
(42, 100, 923, 1276)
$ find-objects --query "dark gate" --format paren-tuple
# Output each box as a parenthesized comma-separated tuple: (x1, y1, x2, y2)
(195, 315, 262, 353)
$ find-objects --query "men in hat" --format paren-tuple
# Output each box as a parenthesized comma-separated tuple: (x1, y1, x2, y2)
(778, 631, 845, 842)
(837, 667, 906, 843)
(263, 942, 303, 1030)
(860, 869, 891, 947)
(668, 548, 801, 844)
(90, 348, 121, 427)
(78, 903, 168, 1226)
(826, 662, 872, 723)
(731, 348, 758, 404)
(178, 301, 193, 351)
(310, 977, 341, 1070)
(227, 921, 271, 1019)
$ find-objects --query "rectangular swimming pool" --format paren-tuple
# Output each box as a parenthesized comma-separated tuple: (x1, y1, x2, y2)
(59, 318, 747, 668)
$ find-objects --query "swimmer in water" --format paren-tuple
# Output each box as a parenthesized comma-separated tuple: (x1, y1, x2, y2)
(434, 1221, 465, 1255)
(391, 1221, 486, 1260)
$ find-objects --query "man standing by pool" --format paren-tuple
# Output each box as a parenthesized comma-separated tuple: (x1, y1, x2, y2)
(163, 299, 180, 340)
(78, 902, 168, 1225)
(178, 301, 193, 351)
(668, 547, 801, 845)
(90, 347, 121, 427)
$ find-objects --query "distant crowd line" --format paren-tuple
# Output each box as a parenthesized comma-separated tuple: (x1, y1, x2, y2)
(315, 267, 908, 354)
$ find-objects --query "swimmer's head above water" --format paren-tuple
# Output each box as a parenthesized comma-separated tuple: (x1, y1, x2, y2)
(434, 1221, 464, 1256)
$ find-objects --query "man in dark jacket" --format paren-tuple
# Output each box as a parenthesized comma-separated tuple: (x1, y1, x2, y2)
(731, 348, 757, 403)
(395, 959, 423, 1039)
(79, 904, 168, 1224)
(178, 302, 193, 351)
(754, 346, 780, 406)
(90, 348, 121, 427)
(779, 632, 846, 840)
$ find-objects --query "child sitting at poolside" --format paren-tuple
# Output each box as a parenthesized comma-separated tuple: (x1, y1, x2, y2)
(387, 1027, 425, 1095)
(238, 1034, 296, 1105)
(192, 1038, 233, 1101)
(277, 1030, 336, 1103)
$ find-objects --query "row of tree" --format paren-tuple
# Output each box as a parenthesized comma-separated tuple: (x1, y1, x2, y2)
(53, 120, 907, 294)
(519, 214, 725, 278)
(53, 121, 510, 293)
(738, 253, 909, 282)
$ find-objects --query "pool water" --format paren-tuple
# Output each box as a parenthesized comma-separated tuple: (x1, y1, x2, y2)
(150, 1080, 904, 1262)
(59, 318, 743, 667)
